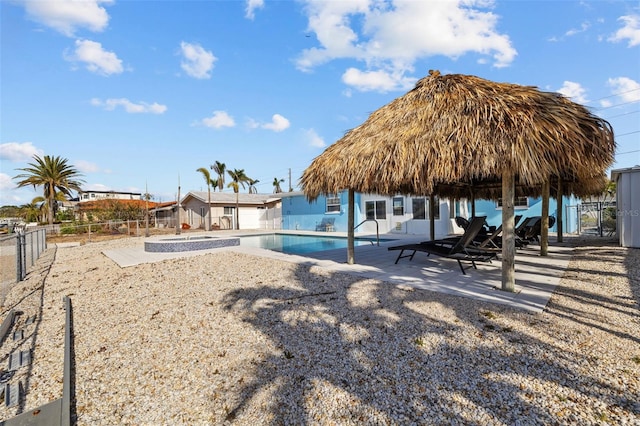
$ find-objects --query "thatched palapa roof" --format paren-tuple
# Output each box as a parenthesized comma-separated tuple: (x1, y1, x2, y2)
(301, 70, 615, 200)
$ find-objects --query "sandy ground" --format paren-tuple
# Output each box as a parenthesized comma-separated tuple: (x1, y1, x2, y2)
(0, 235, 638, 425)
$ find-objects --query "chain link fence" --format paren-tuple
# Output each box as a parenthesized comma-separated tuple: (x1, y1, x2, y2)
(566, 201, 616, 237)
(1, 228, 47, 305)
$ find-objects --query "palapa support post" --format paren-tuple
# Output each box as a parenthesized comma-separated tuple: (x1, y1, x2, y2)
(429, 194, 436, 241)
(557, 177, 564, 243)
(501, 171, 516, 292)
(541, 180, 550, 256)
(470, 188, 476, 218)
(347, 189, 355, 265)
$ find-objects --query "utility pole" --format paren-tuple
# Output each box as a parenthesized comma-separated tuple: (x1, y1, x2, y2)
(288, 168, 292, 192)
(144, 181, 150, 237)
(176, 175, 181, 235)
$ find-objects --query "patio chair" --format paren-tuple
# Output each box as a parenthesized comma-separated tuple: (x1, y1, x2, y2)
(388, 216, 497, 274)
(315, 217, 335, 232)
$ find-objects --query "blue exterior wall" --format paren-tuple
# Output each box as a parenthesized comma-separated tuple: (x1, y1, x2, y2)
(472, 195, 580, 233)
(281, 191, 362, 232)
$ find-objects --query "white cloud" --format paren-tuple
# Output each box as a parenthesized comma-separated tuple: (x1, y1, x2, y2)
(0, 173, 15, 191)
(83, 183, 111, 192)
(609, 15, 640, 47)
(261, 114, 291, 132)
(606, 77, 640, 103)
(91, 98, 167, 114)
(565, 21, 591, 37)
(201, 111, 236, 129)
(342, 68, 415, 92)
(304, 128, 326, 148)
(245, 0, 264, 20)
(296, 0, 516, 92)
(0, 142, 44, 162)
(74, 160, 100, 173)
(246, 118, 260, 129)
(65, 39, 123, 75)
(557, 81, 589, 104)
(19, 0, 112, 37)
(180, 42, 216, 79)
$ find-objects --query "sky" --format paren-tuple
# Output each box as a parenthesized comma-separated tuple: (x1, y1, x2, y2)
(1, 0, 639, 206)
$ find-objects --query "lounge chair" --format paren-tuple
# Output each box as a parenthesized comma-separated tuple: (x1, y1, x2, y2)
(474, 214, 523, 250)
(388, 216, 497, 274)
(455, 215, 495, 236)
(519, 216, 556, 243)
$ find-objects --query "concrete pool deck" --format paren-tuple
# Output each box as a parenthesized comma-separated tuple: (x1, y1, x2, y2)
(100, 231, 574, 313)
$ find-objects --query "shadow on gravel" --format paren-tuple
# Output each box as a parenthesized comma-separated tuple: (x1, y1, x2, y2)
(222, 244, 639, 424)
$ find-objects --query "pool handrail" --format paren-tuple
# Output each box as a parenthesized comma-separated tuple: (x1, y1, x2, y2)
(354, 219, 379, 246)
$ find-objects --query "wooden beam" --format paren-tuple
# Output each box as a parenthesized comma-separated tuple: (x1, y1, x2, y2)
(470, 188, 476, 217)
(501, 171, 515, 292)
(429, 194, 435, 241)
(541, 180, 550, 256)
(347, 189, 355, 265)
(557, 177, 564, 243)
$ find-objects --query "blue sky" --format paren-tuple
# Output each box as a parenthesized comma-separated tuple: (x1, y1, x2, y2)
(1, 0, 639, 206)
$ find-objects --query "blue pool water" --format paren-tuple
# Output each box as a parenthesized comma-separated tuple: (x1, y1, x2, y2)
(239, 233, 386, 255)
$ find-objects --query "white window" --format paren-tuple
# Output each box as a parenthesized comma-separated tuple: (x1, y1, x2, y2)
(412, 198, 426, 220)
(393, 197, 404, 216)
(326, 195, 341, 213)
(496, 197, 529, 209)
(224, 206, 234, 215)
(365, 200, 386, 220)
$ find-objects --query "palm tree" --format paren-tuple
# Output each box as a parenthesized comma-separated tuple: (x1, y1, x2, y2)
(20, 196, 45, 223)
(210, 161, 226, 192)
(247, 178, 260, 194)
(227, 168, 249, 229)
(14, 155, 84, 225)
(196, 167, 216, 231)
(273, 177, 285, 193)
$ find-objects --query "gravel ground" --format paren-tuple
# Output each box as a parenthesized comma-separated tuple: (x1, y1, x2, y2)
(1, 236, 638, 425)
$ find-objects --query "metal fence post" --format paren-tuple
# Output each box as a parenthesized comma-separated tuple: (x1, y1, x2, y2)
(17, 231, 26, 281)
(15, 234, 21, 283)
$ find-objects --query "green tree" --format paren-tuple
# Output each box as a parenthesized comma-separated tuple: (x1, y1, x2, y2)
(0, 205, 21, 218)
(227, 168, 249, 229)
(273, 177, 285, 193)
(210, 161, 226, 192)
(247, 178, 260, 194)
(13, 155, 84, 225)
(196, 167, 216, 230)
(21, 196, 45, 223)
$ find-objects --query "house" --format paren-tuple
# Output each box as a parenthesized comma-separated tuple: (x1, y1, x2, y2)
(179, 188, 583, 237)
(180, 191, 281, 230)
(278, 191, 463, 238)
(472, 194, 581, 234)
(78, 190, 142, 201)
(149, 201, 178, 228)
(611, 166, 640, 248)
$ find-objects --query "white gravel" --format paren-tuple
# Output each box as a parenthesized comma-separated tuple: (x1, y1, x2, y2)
(1, 236, 638, 425)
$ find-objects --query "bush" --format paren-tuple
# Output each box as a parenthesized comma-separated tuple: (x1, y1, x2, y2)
(60, 225, 78, 235)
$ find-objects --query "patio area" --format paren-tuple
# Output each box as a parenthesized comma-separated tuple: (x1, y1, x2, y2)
(102, 231, 574, 313)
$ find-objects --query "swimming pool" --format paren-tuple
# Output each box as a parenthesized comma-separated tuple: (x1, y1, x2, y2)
(239, 233, 386, 255)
